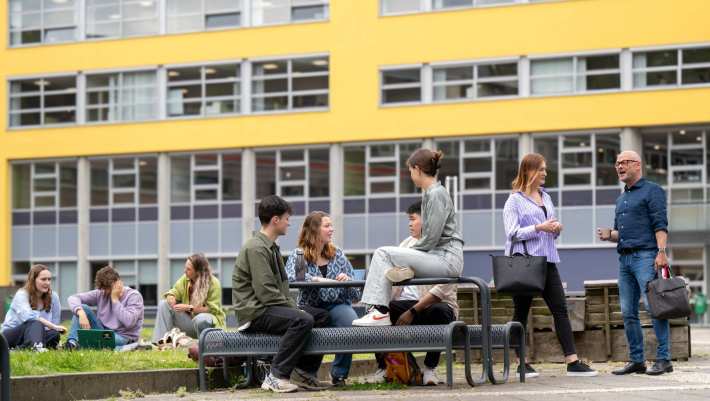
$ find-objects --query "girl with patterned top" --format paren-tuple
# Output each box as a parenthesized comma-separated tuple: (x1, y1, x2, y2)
(285, 211, 360, 386)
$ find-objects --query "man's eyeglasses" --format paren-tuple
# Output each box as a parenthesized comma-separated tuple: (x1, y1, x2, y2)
(615, 160, 639, 168)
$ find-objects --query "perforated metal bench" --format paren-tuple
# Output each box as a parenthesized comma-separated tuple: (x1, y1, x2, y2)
(198, 277, 526, 390)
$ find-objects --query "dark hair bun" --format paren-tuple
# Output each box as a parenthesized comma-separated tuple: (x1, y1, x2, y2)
(432, 150, 444, 171)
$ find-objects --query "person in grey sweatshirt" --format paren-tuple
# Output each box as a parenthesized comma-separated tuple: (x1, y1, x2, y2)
(352, 148, 464, 327)
(64, 265, 144, 350)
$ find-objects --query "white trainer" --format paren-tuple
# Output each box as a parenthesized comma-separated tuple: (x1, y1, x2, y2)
(370, 368, 387, 384)
(423, 367, 443, 386)
(261, 372, 298, 393)
(352, 309, 392, 326)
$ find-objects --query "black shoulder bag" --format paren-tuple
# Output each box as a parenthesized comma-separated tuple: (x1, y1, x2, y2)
(491, 240, 548, 294)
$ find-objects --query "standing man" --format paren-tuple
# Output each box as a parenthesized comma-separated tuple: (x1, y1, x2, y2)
(597, 150, 672, 376)
(232, 195, 329, 393)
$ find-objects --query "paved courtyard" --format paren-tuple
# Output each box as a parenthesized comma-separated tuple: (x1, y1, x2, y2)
(98, 328, 710, 401)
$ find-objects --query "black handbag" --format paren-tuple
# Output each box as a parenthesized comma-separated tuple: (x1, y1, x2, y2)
(491, 241, 547, 294)
(646, 266, 692, 320)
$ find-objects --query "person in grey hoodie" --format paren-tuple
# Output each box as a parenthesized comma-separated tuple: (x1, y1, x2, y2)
(352, 148, 464, 327)
(64, 266, 144, 350)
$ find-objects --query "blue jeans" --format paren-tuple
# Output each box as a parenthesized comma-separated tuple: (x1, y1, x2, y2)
(68, 304, 129, 348)
(324, 303, 358, 379)
(618, 250, 670, 362)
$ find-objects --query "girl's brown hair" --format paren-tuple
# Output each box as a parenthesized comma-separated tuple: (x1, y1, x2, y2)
(511, 153, 547, 193)
(406, 148, 444, 177)
(298, 211, 337, 264)
(187, 253, 213, 308)
(23, 264, 52, 312)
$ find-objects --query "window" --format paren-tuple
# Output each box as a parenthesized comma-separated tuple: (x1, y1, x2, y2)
(167, 0, 243, 33)
(12, 161, 77, 210)
(170, 152, 242, 203)
(252, 56, 329, 112)
(167, 63, 241, 118)
(342, 142, 423, 196)
(381, 68, 422, 104)
(381, 0, 521, 15)
(90, 157, 158, 206)
(251, 0, 328, 26)
(633, 46, 710, 88)
(10, 75, 77, 127)
(381, 0, 422, 14)
(433, 61, 518, 101)
(86, 0, 159, 39)
(9, 0, 78, 45)
(255, 148, 329, 201)
(531, 54, 620, 95)
(86, 70, 158, 122)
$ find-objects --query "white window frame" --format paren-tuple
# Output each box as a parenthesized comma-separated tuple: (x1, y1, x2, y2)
(191, 153, 222, 204)
(166, 0, 244, 34)
(85, 0, 160, 40)
(380, 65, 424, 106)
(530, 53, 621, 96)
(380, 0, 555, 17)
(109, 157, 140, 206)
(9, 74, 78, 128)
(166, 61, 242, 119)
(255, 145, 330, 201)
(9, 0, 79, 46)
(668, 129, 706, 188)
(31, 162, 60, 210)
(85, 69, 159, 123)
(250, 55, 329, 113)
(431, 59, 519, 103)
(250, 0, 329, 27)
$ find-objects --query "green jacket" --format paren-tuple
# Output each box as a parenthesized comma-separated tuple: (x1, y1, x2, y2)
(163, 274, 226, 328)
(233, 232, 295, 324)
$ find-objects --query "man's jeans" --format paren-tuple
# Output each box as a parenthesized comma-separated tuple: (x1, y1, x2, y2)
(68, 304, 130, 348)
(618, 249, 670, 362)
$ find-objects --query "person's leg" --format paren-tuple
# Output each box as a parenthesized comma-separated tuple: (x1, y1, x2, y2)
(619, 254, 644, 363)
(19, 319, 45, 348)
(247, 306, 315, 380)
(67, 305, 105, 343)
(113, 333, 130, 348)
(634, 250, 671, 361)
(297, 305, 328, 375)
(417, 303, 455, 368)
(191, 313, 215, 338)
(388, 300, 417, 325)
(152, 300, 178, 343)
(512, 294, 533, 359)
(327, 304, 358, 380)
(2, 321, 33, 348)
(43, 329, 61, 349)
(541, 264, 577, 359)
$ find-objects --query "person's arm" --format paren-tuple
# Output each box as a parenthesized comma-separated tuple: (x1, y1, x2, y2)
(396, 288, 444, 325)
(67, 290, 100, 315)
(502, 196, 538, 243)
(11, 290, 40, 322)
(649, 185, 669, 270)
(200, 279, 223, 316)
(112, 291, 144, 329)
(412, 190, 448, 252)
(247, 247, 292, 306)
(51, 293, 62, 325)
(164, 276, 186, 306)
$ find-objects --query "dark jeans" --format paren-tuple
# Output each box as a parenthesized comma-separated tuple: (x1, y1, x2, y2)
(513, 262, 576, 358)
(376, 300, 456, 369)
(2, 319, 60, 349)
(246, 305, 329, 379)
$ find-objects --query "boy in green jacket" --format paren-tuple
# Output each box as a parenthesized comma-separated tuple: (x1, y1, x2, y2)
(233, 195, 329, 393)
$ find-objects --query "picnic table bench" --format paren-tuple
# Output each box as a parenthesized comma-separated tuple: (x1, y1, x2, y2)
(198, 276, 526, 390)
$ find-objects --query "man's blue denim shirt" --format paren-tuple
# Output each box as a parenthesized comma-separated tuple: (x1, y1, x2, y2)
(614, 178, 668, 252)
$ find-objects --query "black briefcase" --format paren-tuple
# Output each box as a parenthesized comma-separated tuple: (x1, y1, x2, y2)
(491, 241, 547, 294)
(646, 266, 692, 320)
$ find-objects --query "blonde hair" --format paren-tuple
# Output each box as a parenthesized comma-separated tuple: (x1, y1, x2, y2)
(298, 211, 337, 264)
(511, 153, 546, 193)
(187, 253, 213, 308)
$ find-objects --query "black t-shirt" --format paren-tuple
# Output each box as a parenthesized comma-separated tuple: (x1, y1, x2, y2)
(319, 264, 328, 278)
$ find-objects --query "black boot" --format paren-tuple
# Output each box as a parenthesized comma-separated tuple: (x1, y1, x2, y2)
(612, 361, 646, 375)
(646, 359, 673, 376)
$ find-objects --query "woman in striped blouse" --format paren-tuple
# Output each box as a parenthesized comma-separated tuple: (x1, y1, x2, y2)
(503, 153, 597, 378)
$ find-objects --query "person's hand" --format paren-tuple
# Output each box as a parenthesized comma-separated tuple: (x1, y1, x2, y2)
(335, 273, 350, 282)
(173, 304, 192, 313)
(551, 222, 563, 234)
(396, 310, 415, 326)
(654, 251, 669, 271)
(110, 280, 123, 302)
(77, 309, 91, 329)
(54, 324, 67, 333)
(596, 228, 611, 241)
(166, 295, 177, 307)
(536, 218, 559, 233)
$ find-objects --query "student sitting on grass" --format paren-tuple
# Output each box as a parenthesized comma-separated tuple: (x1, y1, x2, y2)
(2, 264, 65, 352)
(152, 253, 225, 343)
(64, 266, 145, 350)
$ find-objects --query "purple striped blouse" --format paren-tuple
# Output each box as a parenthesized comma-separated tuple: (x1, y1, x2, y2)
(502, 190, 560, 264)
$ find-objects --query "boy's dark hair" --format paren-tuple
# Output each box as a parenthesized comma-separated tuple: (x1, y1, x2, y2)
(406, 200, 422, 216)
(258, 195, 293, 225)
(94, 266, 121, 292)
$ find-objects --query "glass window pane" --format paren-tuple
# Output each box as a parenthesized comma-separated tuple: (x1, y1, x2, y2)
(281, 149, 304, 162)
(672, 129, 702, 145)
(293, 57, 329, 74)
(370, 162, 396, 177)
(563, 135, 590, 148)
(382, 0, 422, 13)
(682, 67, 710, 85)
(580, 74, 620, 91)
(253, 60, 288, 76)
(252, 0, 289, 25)
(495, 138, 519, 191)
(12, 164, 31, 209)
(252, 95, 288, 111)
(683, 47, 710, 64)
(370, 181, 395, 194)
(383, 88, 420, 103)
(434, 84, 473, 101)
(91, 159, 109, 206)
(35, 162, 56, 175)
(433, 66, 473, 82)
(464, 139, 490, 153)
(670, 148, 703, 166)
(633, 50, 678, 68)
(60, 162, 77, 207)
(292, 5, 326, 21)
(195, 170, 219, 185)
(170, 156, 191, 203)
(222, 153, 241, 201)
(642, 133, 668, 186)
(464, 177, 489, 190)
(435, 141, 460, 187)
(280, 166, 305, 181)
(371, 144, 395, 158)
(596, 134, 620, 186)
(534, 137, 559, 188)
(35, 195, 55, 207)
(383, 69, 420, 85)
(344, 146, 365, 196)
(206, 12, 240, 29)
(562, 152, 592, 168)
(195, 189, 218, 200)
(139, 157, 157, 204)
(195, 153, 218, 166)
(672, 170, 702, 184)
(564, 173, 591, 185)
(634, 71, 677, 87)
(112, 173, 135, 189)
(113, 192, 135, 204)
(308, 148, 329, 197)
(256, 151, 276, 199)
(477, 81, 518, 97)
(281, 185, 304, 197)
(434, 0, 474, 7)
(34, 177, 56, 192)
(463, 158, 491, 173)
(399, 143, 420, 194)
(292, 93, 328, 108)
(531, 58, 573, 76)
(583, 54, 619, 71)
(477, 63, 517, 78)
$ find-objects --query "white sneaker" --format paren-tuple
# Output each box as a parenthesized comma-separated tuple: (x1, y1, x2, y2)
(370, 368, 387, 384)
(352, 309, 391, 326)
(423, 367, 443, 386)
(261, 372, 298, 393)
(385, 266, 415, 283)
(32, 343, 48, 353)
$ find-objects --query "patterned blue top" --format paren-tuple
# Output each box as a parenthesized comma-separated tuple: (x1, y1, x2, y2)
(285, 247, 361, 307)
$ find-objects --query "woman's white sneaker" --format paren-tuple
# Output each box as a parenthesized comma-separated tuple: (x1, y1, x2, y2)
(423, 367, 443, 385)
(261, 372, 298, 393)
(352, 309, 391, 326)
